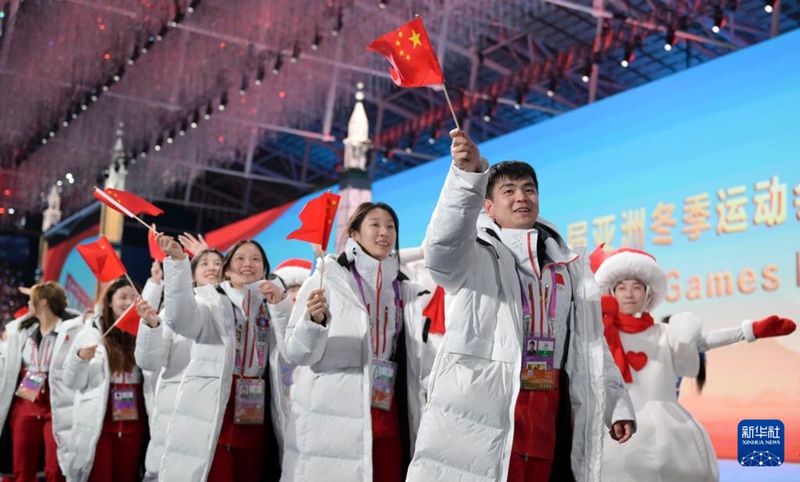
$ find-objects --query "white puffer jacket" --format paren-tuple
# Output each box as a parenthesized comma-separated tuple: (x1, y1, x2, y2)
(407, 163, 635, 482)
(134, 315, 191, 479)
(63, 317, 151, 482)
(277, 245, 425, 482)
(0, 315, 84, 475)
(139, 278, 165, 423)
(158, 257, 292, 482)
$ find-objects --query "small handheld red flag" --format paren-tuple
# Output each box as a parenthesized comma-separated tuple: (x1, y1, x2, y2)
(76, 236, 127, 282)
(111, 304, 140, 336)
(148, 229, 167, 262)
(367, 17, 444, 88)
(94, 187, 163, 218)
(14, 306, 29, 319)
(286, 192, 341, 252)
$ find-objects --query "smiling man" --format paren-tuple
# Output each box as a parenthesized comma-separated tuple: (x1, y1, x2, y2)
(407, 131, 635, 482)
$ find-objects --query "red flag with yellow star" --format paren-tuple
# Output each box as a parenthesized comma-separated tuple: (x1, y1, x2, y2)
(286, 192, 341, 252)
(76, 235, 127, 282)
(367, 17, 444, 88)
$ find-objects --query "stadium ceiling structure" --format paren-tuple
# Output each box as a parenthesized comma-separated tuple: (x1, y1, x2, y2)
(0, 0, 797, 233)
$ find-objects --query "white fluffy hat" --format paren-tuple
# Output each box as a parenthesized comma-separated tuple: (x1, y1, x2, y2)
(593, 248, 667, 312)
(274, 258, 312, 288)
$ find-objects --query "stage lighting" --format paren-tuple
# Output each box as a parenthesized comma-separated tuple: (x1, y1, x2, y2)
(191, 110, 199, 128)
(764, 0, 775, 13)
(311, 26, 322, 51)
(664, 27, 676, 51)
(712, 6, 726, 33)
(188, 0, 201, 13)
(218, 92, 228, 111)
(291, 42, 301, 63)
(332, 10, 343, 36)
(621, 43, 634, 67)
(546, 76, 558, 98)
(255, 64, 265, 85)
(273, 54, 283, 75)
(205, 100, 214, 119)
(581, 63, 591, 83)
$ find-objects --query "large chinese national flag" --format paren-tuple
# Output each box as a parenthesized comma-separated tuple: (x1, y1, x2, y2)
(76, 236, 127, 282)
(367, 17, 444, 88)
(286, 192, 341, 252)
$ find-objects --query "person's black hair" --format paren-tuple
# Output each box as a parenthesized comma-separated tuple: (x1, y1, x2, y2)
(486, 161, 539, 200)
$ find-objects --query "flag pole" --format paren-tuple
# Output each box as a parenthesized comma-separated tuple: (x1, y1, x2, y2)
(318, 256, 325, 291)
(123, 272, 141, 297)
(440, 83, 461, 131)
(102, 321, 118, 338)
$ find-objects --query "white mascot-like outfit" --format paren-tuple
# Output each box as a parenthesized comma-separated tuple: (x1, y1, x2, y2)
(593, 247, 796, 482)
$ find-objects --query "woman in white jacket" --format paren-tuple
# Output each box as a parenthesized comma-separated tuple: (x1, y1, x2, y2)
(0, 282, 83, 482)
(156, 236, 292, 482)
(134, 249, 223, 481)
(64, 278, 148, 482)
(279, 202, 425, 482)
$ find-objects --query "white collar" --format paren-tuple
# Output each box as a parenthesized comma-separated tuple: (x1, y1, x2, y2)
(344, 238, 399, 290)
(496, 227, 540, 277)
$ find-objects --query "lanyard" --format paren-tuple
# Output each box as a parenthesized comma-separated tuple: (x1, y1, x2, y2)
(231, 294, 269, 375)
(352, 264, 403, 359)
(27, 333, 55, 373)
(231, 300, 250, 374)
(516, 269, 555, 338)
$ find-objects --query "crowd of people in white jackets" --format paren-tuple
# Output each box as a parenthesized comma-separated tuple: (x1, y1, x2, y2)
(0, 130, 795, 482)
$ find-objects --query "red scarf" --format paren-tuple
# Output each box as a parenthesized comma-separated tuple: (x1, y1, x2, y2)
(422, 286, 446, 335)
(602, 296, 654, 383)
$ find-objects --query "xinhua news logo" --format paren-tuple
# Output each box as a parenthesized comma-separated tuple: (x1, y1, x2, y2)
(738, 419, 784, 467)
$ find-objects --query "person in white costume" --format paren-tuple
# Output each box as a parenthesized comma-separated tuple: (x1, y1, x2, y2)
(593, 246, 796, 482)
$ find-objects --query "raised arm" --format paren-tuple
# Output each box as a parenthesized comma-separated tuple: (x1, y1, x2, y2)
(424, 130, 489, 292)
(700, 315, 796, 352)
(282, 264, 331, 366)
(157, 232, 219, 344)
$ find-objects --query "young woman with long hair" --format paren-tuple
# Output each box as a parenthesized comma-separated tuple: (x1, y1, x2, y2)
(64, 278, 148, 482)
(279, 202, 427, 482)
(155, 236, 292, 482)
(0, 282, 83, 482)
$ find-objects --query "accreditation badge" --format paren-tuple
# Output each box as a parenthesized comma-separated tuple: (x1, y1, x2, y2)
(520, 336, 557, 391)
(371, 359, 398, 411)
(111, 387, 139, 421)
(234, 378, 265, 425)
(15, 372, 47, 402)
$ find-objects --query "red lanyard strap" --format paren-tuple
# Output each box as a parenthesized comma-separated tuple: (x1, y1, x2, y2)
(28, 333, 55, 373)
(352, 264, 403, 359)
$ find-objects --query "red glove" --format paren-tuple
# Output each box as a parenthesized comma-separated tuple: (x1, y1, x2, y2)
(753, 315, 796, 339)
(601, 295, 619, 318)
